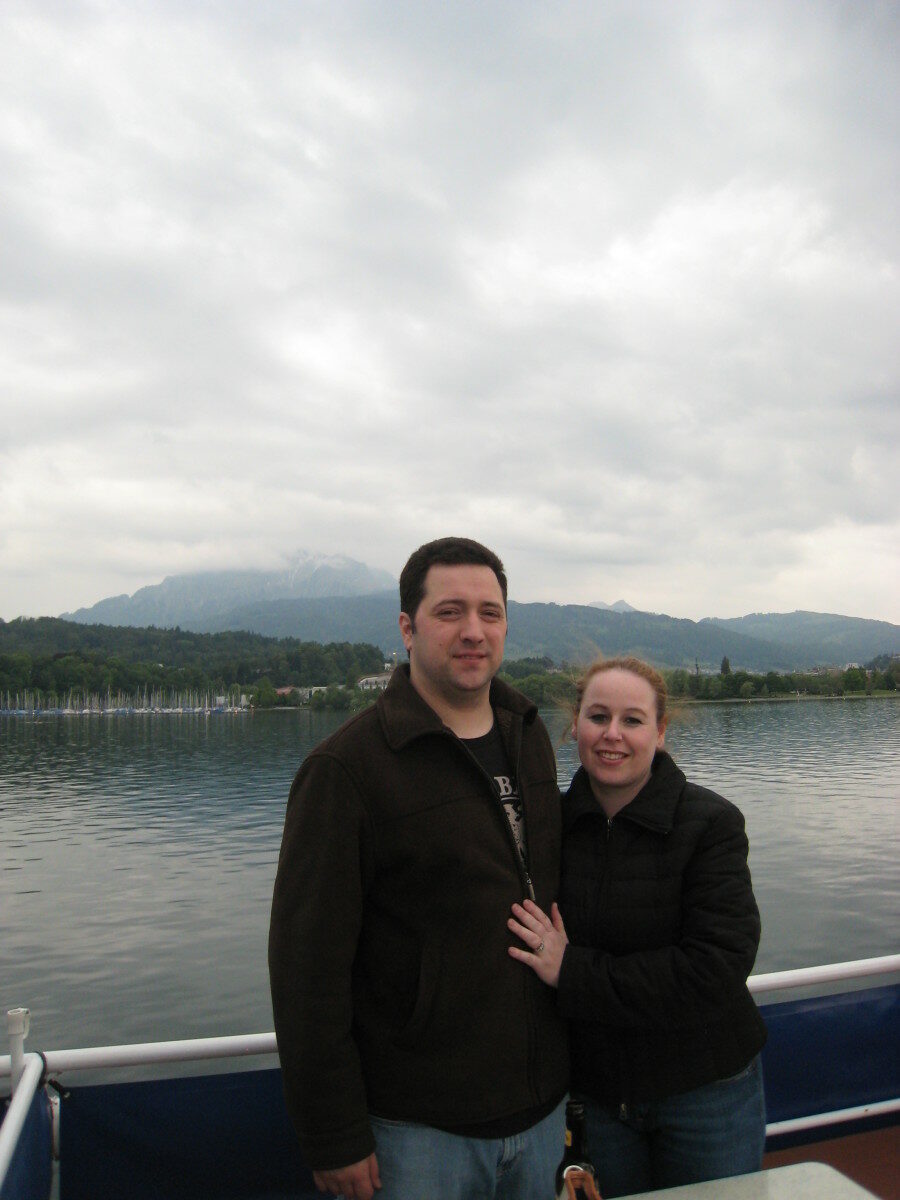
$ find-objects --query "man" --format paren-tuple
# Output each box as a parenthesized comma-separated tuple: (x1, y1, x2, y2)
(269, 537, 568, 1199)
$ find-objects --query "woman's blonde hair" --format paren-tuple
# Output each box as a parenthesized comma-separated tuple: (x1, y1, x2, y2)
(574, 655, 668, 725)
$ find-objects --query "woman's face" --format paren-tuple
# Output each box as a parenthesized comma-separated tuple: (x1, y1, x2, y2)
(575, 668, 665, 808)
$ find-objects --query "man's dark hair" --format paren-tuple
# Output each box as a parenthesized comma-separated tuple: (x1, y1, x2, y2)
(399, 537, 508, 621)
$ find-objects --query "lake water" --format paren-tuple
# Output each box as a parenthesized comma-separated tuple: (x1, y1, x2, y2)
(2, 698, 898, 1055)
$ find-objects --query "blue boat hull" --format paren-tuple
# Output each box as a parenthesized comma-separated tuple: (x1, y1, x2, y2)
(3, 983, 898, 1200)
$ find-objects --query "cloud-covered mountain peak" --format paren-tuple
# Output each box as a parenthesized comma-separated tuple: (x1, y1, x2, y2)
(61, 552, 397, 628)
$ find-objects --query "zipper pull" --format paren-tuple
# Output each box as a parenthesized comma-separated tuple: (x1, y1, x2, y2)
(524, 872, 536, 902)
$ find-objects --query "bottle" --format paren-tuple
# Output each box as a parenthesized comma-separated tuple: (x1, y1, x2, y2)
(554, 1100, 601, 1199)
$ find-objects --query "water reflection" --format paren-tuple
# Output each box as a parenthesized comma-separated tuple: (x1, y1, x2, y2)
(1, 700, 897, 1050)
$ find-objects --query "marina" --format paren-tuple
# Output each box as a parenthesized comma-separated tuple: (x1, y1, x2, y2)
(0, 692, 249, 717)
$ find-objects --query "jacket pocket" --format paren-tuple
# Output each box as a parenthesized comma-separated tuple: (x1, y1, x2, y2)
(393, 935, 442, 1049)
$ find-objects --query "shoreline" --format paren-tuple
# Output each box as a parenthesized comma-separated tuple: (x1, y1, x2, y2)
(2, 692, 899, 718)
(677, 691, 900, 706)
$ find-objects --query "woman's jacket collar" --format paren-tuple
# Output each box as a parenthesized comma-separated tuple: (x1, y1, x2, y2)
(563, 750, 687, 836)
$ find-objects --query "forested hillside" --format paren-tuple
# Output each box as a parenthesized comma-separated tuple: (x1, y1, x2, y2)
(0, 617, 384, 697)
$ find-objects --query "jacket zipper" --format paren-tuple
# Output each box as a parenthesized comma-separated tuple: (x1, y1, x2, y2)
(600, 815, 627, 1110)
(448, 725, 541, 1100)
(512, 728, 536, 900)
(512, 729, 542, 1103)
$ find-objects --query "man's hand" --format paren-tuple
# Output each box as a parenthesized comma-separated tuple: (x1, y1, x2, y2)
(313, 1153, 381, 1199)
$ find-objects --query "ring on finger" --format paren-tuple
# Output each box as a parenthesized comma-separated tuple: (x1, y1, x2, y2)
(536, 940, 545, 954)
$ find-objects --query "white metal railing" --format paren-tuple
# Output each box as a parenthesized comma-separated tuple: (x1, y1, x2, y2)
(5, 1009, 31, 1092)
(26, 1031, 277, 1077)
(0, 1030, 277, 1079)
(766, 1098, 900, 1137)
(1, 954, 898, 1080)
(1, 960, 897, 1084)
(0, 1053, 43, 1195)
(747, 954, 900, 995)
(746, 952, 900, 1137)
(1, 952, 898, 1185)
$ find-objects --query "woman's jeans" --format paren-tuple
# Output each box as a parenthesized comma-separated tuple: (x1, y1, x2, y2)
(582, 1055, 766, 1198)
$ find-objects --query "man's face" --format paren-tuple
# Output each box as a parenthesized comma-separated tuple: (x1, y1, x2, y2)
(399, 564, 507, 706)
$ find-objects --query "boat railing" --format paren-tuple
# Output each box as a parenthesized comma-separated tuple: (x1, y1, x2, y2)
(1, 1031, 278, 1080)
(747, 953, 900, 996)
(0, 1027, 43, 1199)
(2, 953, 899, 1197)
(4, 952, 896, 1082)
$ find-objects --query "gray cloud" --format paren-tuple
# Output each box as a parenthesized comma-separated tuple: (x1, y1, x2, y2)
(1, 0, 898, 623)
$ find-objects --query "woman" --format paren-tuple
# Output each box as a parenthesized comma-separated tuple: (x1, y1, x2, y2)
(508, 656, 767, 1198)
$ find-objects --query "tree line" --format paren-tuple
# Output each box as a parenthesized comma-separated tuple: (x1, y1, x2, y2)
(667, 658, 897, 701)
(0, 617, 384, 705)
(1, 618, 896, 711)
(501, 655, 899, 708)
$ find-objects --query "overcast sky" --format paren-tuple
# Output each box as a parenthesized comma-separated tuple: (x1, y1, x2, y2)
(2, 1, 898, 625)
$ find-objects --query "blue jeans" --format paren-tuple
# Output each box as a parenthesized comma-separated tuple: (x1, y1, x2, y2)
(582, 1056, 766, 1198)
(368, 1098, 566, 1199)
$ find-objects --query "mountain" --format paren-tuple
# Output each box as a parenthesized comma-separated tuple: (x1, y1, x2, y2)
(507, 603, 797, 670)
(186, 594, 807, 671)
(61, 552, 397, 628)
(702, 612, 900, 668)
(204, 599, 899, 670)
(589, 599, 638, 613)
(57, 562, 900, 671)
(202, 591, 402, 646)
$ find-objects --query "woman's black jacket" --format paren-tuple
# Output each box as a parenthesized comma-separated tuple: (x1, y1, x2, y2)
(557, 751, 767, 1106)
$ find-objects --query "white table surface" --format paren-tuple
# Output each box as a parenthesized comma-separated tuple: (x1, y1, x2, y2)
(620, 1162, 877, 1199)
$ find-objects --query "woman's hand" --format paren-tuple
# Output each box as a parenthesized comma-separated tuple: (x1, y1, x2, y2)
(508, 899, 568, 987)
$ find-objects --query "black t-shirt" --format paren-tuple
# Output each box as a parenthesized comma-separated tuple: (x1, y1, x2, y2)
(463, 722, 527, 867)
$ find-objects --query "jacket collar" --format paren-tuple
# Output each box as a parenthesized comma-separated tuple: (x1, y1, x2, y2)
(563, 750, 686, 834)
(377, 663, 537, 752)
